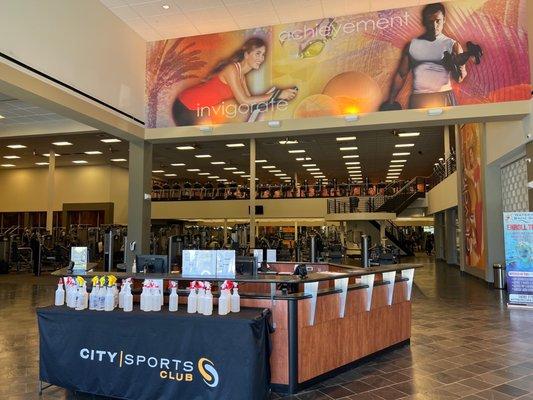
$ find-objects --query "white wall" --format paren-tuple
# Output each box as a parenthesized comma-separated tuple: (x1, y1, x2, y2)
(0, 0, 146, 121)
(426, 172, 458, 215)
(485, 120, 528, 165)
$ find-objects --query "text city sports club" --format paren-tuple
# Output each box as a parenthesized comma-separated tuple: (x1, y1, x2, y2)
(79, 348, 219, 388)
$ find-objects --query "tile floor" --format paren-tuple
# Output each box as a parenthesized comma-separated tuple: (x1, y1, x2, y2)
(0, 257, 532, 400)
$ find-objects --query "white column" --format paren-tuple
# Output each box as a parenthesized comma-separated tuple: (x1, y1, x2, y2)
(249, 139, 256, 250)
(46, 151, 56, 233)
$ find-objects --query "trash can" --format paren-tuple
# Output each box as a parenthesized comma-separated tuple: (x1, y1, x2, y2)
(493, 263, 506, 290)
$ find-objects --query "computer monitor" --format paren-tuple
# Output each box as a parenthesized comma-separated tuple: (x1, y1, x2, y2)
(236, 256, 257, 277)
(136, 255, 169, 274)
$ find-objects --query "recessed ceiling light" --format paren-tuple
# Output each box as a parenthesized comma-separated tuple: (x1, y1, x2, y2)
(242, 174, 251, 177)
(43, 153, 60, 157)
(262, 166, 276, 169)
(111, 158, 127, 162)
(438, 157, 444, 161)
(310, 172, 323, 175)
(342, 155, 359, 159)
(296, 157, 312, 161)
(170, 163, 185, 167)
(3, 155, 20, 159)
(345, 161, 360, 165)
(35, 162, 49, 166)
(7, 144, 26, 149)
(340, 146, 358, 151)
(198, 172, 211, 175)
(307, 168, 320, 171)
(302, 164, 316, 167)
(395, 143, 415, 148)
(177, 145, 195, 150)
(53, 141, 72, 146)
(288, 149, 305, 153)
(217, 179, 227, 182)
(162, 4, 170, 9)
(391, 159, 407, 163)
(388, 169, 402, 172)
(393, 152, 410, 156)
(274, 173, 287, 176)
(315, 175, 326, 178)
(211, 161, 225, 165)
(101, 138, 121, 143)
(224, 167, 237, 171)
(152, 170, 165, 173)
(279, 139, 299, 144)
(164, 173, 177, 177)
(336, 136, 356, 141)
(398, 132, 420, 137)
(186, 168, 200, 172)
(85, 151, 103, 155)
(269, 169, 282, 173)
(208, 176, 219, 179)
(255, 159, 267, 163)
(233, 171, 245, 174)
(347, 166, 361, 170)
(1, 164, 15, 167)
(72, 160, 88, 164)
(195, 154, 211, 158)
(226, 143, 245, 148)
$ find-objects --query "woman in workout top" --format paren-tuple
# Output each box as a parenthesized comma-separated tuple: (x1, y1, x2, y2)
(173, 37, 297, 126)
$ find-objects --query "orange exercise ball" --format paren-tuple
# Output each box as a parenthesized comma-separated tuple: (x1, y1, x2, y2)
(323, 71, 382, 113)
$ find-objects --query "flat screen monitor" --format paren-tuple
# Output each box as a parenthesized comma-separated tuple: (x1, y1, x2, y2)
(136, 255, 169, 274)
(236, 256, 257, 277)
(71, 247, 88, 271)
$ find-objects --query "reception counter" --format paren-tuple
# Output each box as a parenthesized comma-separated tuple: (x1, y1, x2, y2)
(53, 262, 421, 394)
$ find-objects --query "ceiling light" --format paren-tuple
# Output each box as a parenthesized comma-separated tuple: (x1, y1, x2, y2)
(1, 164, 15, 167)
(198, 172, 211, 175)
(199, 125, 213, 132)
(388, 169, 402, 172)
(391, 159, 407, 163)
(344, 115, 359, 122)
(111, 158, 127, 162)
(262, 165, 276, 169)
(72, 160, 88, 164)
(0, 115, 4, 119)
(438, 157, 444, 161)
(233, 171, 245, 174)
(226, 143, 245, 148)
(315, 175, 326, 178)
(340, 146, 358, 151)
(279, 139, 298, 144)
(296, 157, 312, 161)
(211, 161, 225, 165)
(434, 162, 439, 166)
(177, 145, 195, 150)
(7, 144, 26, 149)
(195, 154, 211, 158)
(208, 176, 219, 179)
(427, 108, 443, 116)
(162, 4, 170, 9)
(101, 138, 121, 143)
(393, 152, 410, 156)
(269, 169, 282, 173)
(224, 167, 237, 171)
(3, 155, 20, 159)
(217, 179, 227, 182)
(307, 168, 320, 171)
(288, 150, 305, 154)
(43, 153, 60, 157)
(53, 141, 72, 146)
(336, 136, 356, 141)
(164, 173, 177, 177)
(275, 173, 287, 176)
(242, 174, 250, 177)
(302, 164, 316, 167)
(187, 168, 200, 172)
(395, 143, 414, 148)
(398, 132, 420, 137)
(267, 120, 281, 128)
(342, 155, 359, 159)
(84, 151, 103, 155)
(345, 161, 360, 165)
(35, 162, 49, 166)
(347, 166, 361, 170)
(255, 159, 267, 163)
(171, 163, 185, 166)
(152, 170, 165, 173)
(310, 172, 323, 175)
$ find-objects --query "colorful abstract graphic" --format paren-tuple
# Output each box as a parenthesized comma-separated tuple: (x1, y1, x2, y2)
(145, 0, 530, 128)
(460, 123, 485, 270)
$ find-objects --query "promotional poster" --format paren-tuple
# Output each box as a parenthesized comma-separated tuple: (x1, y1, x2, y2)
(460, 123, 485, 270)
(145, 0, 530, 128)
(503, 212, 533, 305)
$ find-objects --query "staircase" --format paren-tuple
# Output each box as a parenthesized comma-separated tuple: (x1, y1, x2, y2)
(369, 220, 414, 256)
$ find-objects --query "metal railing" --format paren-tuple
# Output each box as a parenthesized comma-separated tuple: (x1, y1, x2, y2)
(428, 154, 456, 189)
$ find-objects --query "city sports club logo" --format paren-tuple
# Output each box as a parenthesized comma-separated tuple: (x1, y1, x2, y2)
(79, 348, 219, 388)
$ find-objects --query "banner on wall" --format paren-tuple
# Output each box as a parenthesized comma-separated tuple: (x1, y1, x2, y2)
(504, 212, 533, 306)
(145, 0, 530, 128)
(460, 123, 485, 270)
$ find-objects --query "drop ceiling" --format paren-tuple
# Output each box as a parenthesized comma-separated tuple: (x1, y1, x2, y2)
(0, 94, 72, 127)
(100, 0, 440, 41)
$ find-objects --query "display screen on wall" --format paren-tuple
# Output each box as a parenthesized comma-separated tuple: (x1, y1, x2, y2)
(460, 123, 485, 270)
(145, 0, 530, 128)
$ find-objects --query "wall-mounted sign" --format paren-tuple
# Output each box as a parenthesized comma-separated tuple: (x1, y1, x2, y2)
(146, 0, 530, 128)
(503, 212, 533, 306)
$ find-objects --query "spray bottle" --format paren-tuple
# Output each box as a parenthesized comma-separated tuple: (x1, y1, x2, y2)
(89, 276, 99, 310)
(123, 280, 133, 312)
(203, 282, 213, 316)
(231, 282, 240, 313)
(218, 281, 230, 315)
(55, 278, 65, 306)
(152, 281, 162, 312)
(169, 281, 178, 312)
(187, 281, 198, 313)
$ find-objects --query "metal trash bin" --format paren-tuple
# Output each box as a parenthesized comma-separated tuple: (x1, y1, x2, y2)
(493, 263, 506, 290)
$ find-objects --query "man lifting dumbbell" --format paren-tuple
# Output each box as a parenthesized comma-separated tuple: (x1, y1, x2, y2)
(381, 3, 483, 111)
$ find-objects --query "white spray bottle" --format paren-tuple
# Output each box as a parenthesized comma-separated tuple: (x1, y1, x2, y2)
(203, 282, 213, 316)
(169, 281, 178, 312)
(55, 278, 65, 306)
(123, 281, 133, 312)
(187, 281, 198, 313)
(231, 282, 240, 313)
